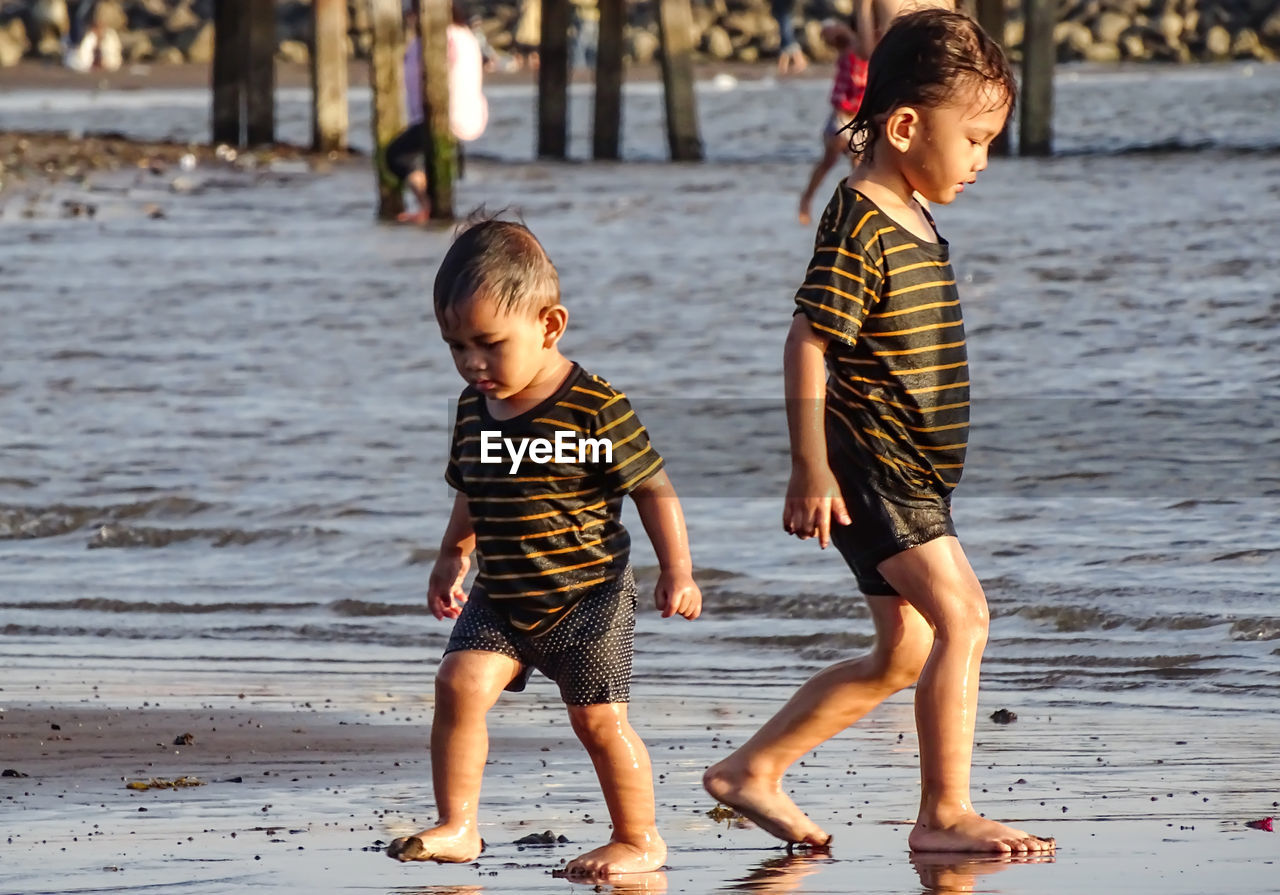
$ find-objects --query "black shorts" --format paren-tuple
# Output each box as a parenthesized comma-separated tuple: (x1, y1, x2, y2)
(443, 568, 637, 706)
(828, 467, 956, 597)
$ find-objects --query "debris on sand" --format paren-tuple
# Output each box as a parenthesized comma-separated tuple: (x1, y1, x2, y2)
(990, 709, 1018, 724)
(1245, 817, 1274, 832)
(514, 830, 569, 845)
(125, 776, 205, 791)
(707, 803, 743, 822)
(173, 732, 195, 745)
(2, 768, 29, 778)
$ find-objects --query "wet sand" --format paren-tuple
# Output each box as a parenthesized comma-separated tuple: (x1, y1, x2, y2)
(3, 687, 1278, 894)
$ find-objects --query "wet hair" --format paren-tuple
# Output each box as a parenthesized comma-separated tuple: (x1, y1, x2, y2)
(433, 214, 560, 319)
(844, 9, 1016, 157)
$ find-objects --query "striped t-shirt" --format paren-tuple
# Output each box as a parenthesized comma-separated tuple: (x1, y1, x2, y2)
(794, 182, 969, 498)
(445, 364, 664, 636)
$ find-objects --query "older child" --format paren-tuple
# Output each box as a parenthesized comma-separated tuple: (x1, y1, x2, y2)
(705, 10, 1056, 856)
(854, 0, 955, 58)
(797, 19, 868, 226)
(388, 219, 701, 877)
(389, 0, 489, 224)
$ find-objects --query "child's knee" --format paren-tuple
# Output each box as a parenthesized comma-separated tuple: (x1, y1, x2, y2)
(935, 591, 989, 645)
(566, 702, 626, 744)
(434, 653, 508, 707)
(434, 662, 475, 704)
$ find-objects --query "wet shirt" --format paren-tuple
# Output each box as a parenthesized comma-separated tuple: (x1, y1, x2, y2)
(445, 365, 663, 636)
(794, 183, 969, 498)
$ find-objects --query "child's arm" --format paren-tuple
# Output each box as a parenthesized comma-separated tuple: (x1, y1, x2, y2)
(783, 314, 851, 549)
(630, 471, 701, 620)
(853, 0, 878, 59)
(427, 491, 476, 620)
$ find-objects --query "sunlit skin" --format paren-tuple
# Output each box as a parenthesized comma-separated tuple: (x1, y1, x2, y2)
(703, 82, 1056, 856)
(390, 292, 700, 874)
(854, 0, 956, 59)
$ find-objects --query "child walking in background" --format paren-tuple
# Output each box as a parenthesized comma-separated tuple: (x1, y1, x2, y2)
(388, 0, 489, 224)
(388, 218, 701, 877)
(705, 10, 1057, 856)
(797, 19, 868, 226)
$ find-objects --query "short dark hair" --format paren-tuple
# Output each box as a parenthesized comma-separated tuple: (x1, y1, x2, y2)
(845, 9, 1016, 157)
(433, 215, 560, 318)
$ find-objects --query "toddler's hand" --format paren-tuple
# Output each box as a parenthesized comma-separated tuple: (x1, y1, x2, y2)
(783, 463, 851, 549)
(654, 570, 701, 620)
(427, 551, 471, 620)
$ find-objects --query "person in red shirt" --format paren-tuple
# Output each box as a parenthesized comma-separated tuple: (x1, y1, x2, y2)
(798, 20, 869, 225)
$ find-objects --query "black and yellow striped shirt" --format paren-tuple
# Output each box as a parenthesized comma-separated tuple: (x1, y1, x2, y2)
(795, 183, 969, 497)
(446, 364, 664, 635)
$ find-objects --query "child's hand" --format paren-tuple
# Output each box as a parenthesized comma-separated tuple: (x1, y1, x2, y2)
(783, 463, 851, 549)
(654, 570, 701, 620)
(427, 551, 471, 620)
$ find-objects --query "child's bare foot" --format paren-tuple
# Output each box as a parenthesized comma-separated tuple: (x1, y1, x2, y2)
(703, 761, 831, 847)
(909, 811, 1056, 855)
(385, 824, 483, 862)
(395, 209, 430, 225)
(561, 835, 667, 877)
(798, 201, 813, 226)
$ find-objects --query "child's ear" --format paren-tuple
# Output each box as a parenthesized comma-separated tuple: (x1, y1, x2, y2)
(540, 304, 569, 347)
(884, 106, 920, 153)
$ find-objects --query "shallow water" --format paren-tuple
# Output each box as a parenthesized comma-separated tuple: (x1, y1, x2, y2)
(1, 64, 1279, 723)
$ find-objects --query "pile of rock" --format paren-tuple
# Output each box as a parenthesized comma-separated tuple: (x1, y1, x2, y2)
(0, 0, 215, 66)
(1, 0, 1277, 69)
(1024, 0, 1280, 63)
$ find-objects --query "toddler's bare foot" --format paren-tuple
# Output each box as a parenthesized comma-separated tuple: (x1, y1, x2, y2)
(703, 761, 831, 847)
(909, 810, 1056, 855)
(395, 209, 430, 226)
(561, 835, 667, 878)
(798, 202, 812, 226)
(385, 824, 483, 862)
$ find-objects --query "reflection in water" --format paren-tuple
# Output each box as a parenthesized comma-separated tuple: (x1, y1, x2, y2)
(911, 852, 1056, 893)
(723, 853, 834, 893)
(393, 886, 484, 895)
(552, 869, 669, 893)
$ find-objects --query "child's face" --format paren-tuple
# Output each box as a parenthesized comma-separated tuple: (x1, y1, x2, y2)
(438, 293, 563, 401)
(900, 84, 1009, 205)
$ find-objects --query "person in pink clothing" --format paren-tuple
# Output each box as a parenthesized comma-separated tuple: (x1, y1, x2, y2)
(797, 19, 868, 226)
(389, 0, 490, 224)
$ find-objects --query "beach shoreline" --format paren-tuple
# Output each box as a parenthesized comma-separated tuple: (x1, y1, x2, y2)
(0, 56, 803, 93)
(4, 688, 1279, 893)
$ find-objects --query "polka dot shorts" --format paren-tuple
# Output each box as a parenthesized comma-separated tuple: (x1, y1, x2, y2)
(443, 567, 638, 706)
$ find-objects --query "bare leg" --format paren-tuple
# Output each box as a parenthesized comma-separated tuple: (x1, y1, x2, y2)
(561, 702, 668, 877)
(396, 170, 431, 225)
(798, 135, 847, 225)
(778, 45, 808, 75)
(703, 598, 934, 846)
(877, 537, 1055, 855)
(386, 649, 522, 862)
